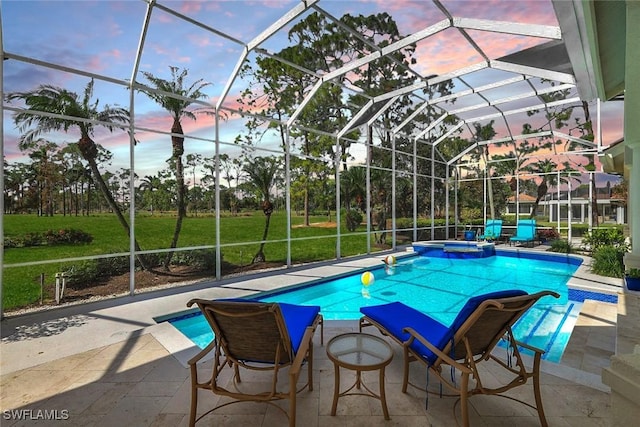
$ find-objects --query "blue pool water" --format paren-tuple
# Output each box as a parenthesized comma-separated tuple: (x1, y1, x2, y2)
(163, 250, 617, 363)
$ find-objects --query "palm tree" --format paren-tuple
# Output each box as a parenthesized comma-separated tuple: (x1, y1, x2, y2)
(243, 156, 281, 264)
(370, 168, 392, 245)
(341, 166, 366, 211)
(7, 80, 149, 269)
(474, 121, 497, 219)
(525, 159, 558, 218)
(138, 66, 210, 269)
(139, 175, 163, 215)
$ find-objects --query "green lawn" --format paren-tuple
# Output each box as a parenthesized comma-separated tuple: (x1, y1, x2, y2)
(2, 211, 381, 310)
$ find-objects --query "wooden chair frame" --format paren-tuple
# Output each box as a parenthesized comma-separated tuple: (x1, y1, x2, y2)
(360, 290, 558, 427)
(186, 299, 323, 427)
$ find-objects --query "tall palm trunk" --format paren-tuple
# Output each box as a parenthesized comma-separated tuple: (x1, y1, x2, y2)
(484, 145, 495, 218)
(78, 135, 149, 270)
(530, 179, 548, 219)
(303, 134, 311, 227)
(164, 119, 186, 269)
(253, 200, 273, 263)
(591, 173, 599, 226)
(581, 101, 599, 226)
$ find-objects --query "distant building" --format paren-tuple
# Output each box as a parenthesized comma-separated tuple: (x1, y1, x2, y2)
(505, 186, 627, 225)
(505, 194, 537, 217)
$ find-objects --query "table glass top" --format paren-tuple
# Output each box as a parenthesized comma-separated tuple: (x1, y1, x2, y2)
(326, 333, 393, 367)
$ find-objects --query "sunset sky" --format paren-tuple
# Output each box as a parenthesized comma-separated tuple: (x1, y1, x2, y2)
(1, 0, 625, 185)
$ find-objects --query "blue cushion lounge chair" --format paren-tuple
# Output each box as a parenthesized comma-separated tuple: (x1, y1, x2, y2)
(186, 299, 323, 427)
(509, 219, 537, 247)
(478, 219, 503, 241)
(360, 289, 559, 427)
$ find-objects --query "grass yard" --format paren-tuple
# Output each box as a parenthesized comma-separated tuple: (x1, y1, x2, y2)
(2, 211, 382, 310)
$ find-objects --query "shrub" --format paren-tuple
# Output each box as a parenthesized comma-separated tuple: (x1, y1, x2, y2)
(22, 232, 43, 247)
(344, 209, 363, 232)
(172, 249, 218, 270)
(570, 224, 591, 237)
(538, 229, 560, 241)
(549, 239, 573, 254)
(459, 208, 481, 224)
(582, 228, 628, 251)
(591, 245, 626, 278)
(63, 256, 131, 288)
(4, 228, 93, 248)
(43, 228, 93, 245)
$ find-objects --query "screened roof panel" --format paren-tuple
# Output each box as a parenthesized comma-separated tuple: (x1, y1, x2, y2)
(412, 29, 485, 76)
(480, 80, 536, 102)
(2, 0, 608, 174)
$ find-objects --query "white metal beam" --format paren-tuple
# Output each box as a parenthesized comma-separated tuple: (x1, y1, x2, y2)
(453, 17, 561, 39)
(491, 60, 576, 84)
(218, 0, 317, 110)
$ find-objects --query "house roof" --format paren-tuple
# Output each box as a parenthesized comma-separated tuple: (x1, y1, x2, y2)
(508, 194, 537, 203)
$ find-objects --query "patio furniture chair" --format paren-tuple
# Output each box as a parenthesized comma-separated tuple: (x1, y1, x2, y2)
(359, 289, 559, 427)
(509, 219, 537, 247)
(478, 219, 503, 242)
(186, 299, 323, 427)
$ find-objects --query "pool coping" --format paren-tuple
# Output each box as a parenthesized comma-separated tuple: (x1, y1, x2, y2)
(154, 247, 620, 392)
(0, 245, 623, 392)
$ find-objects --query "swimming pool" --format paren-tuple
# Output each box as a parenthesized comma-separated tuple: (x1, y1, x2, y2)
(162, 248, 615, 363)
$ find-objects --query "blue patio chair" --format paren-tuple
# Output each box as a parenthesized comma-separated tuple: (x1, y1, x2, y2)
(186, 299, 323, 427)
(478, 219, 503, 241)
(359, 289, 559, 427)
(509, 219, 537, 247)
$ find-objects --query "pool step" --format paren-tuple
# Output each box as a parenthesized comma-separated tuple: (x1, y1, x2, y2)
(443, 247, 483, 253)
(509, 303, 581, 362)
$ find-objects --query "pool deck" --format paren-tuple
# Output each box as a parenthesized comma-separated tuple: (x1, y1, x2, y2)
(0, 245, 629, 426)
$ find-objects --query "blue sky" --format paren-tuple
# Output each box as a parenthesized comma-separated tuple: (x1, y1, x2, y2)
(1, 0, 625, 184)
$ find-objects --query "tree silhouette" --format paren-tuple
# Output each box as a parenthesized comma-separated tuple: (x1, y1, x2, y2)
(138, 66, 210, 269)
(7, 80, 149, 269)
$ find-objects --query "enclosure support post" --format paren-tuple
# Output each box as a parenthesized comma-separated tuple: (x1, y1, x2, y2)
(412, 138, 418, 243)
(366, 125, 372, 254)
(335, 135, 341, 259)
(285, 125, 292, 267)
(624, 1, 640, 270)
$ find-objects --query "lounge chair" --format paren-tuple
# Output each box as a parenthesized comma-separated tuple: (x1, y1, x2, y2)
(186, 299, 323, 427)
(478, 219, 503, 242)
(509, 219, 537, 247)
(359, 289, 559, 427)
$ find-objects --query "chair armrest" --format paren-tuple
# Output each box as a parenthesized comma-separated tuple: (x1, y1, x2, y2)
(187, 341, 216, 366)
(513, 339, 545, 355)
(291, 326, 315, 377)
(403, 327, 473, 374)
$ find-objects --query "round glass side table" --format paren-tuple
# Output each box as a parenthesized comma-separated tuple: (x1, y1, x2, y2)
(326, 332, 394, 420)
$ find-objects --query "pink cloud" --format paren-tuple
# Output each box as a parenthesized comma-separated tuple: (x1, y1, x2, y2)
(80, 48, 126, 74)
(204, 1, 224, 12)
(108, 49, 123, 61)
(148, 44, 192, 65)
(85, 55, 107, 73)
(252, 0, 291, 10)
(413, 30, 483, 75)
(107, 20, 123, 38)
(188, 34, 213, 48)
(155, 13, 174, 24)
(179, 1, 203, 15)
